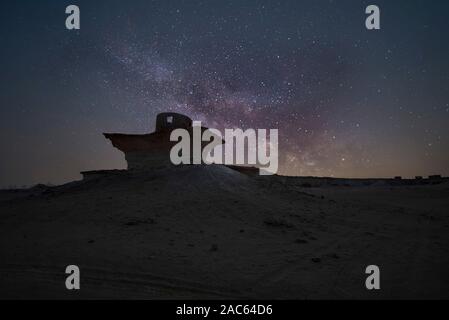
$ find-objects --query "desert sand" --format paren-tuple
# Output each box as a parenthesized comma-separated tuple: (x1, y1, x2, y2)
(0, 165, 448, 299)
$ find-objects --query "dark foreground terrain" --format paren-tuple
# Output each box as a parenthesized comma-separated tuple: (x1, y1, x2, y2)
(1, 165, 448, 299)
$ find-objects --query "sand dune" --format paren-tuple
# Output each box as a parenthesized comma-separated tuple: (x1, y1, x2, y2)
(1, 165, 448, 299)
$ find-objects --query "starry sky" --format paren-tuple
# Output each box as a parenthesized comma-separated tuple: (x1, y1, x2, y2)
(1, 0, 449, 187)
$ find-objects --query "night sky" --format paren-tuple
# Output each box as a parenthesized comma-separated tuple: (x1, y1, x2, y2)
(1, 0, 449, 187)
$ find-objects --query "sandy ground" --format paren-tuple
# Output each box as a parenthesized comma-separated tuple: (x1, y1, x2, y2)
(0, 165, 448, 299)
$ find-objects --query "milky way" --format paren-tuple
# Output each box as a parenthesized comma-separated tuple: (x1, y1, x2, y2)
(100, 34, 355, 177)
